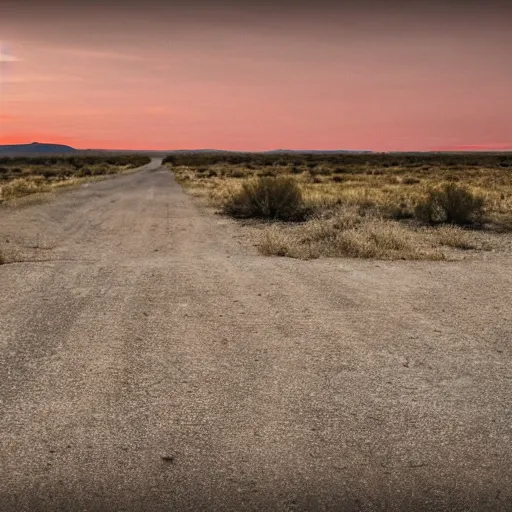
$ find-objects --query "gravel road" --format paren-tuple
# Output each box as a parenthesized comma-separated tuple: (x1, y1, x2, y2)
(1, 158, 511, 511)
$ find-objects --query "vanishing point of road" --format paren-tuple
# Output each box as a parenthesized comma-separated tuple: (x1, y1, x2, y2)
(1, 159, 511, 511)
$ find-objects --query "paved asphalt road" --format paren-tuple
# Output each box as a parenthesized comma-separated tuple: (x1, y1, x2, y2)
(1, 159, 511, 511)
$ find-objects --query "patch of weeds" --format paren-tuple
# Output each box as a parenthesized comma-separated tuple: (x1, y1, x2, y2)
(431, 225, 479, 250)
(258, 207, 444, 260)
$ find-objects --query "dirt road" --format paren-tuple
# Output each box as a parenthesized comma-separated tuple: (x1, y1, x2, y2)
(1, 159, 511, 511)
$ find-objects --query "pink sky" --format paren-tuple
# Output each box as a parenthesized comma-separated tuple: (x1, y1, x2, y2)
(1, 1, 511, 151)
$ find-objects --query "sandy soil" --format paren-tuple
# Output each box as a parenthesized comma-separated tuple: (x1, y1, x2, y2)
(0, 158, 511, 511)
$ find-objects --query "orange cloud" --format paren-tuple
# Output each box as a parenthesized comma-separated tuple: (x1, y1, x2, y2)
(47, 46, 151, 62)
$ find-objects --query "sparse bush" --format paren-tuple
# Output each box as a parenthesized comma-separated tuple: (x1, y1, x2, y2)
(415, 183, 485, 225)
(223, 176, 308, 221)
(166, 152, 512, 235)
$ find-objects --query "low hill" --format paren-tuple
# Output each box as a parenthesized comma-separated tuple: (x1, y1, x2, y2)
(0, 142, 77, 156)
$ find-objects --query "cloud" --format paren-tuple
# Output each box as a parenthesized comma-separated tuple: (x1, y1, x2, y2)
(4, 74, 85, 84)
(50, 47, 149, 62)
(0, 44, 21, 62)
(0, 54, 21, 62)
(0, 40, 21, 62)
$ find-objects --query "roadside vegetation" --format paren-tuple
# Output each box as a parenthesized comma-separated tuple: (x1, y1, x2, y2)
(164, 152, 512, 260)
(0, 155, 150, 202)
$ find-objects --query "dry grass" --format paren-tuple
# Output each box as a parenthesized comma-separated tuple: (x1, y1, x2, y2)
(0, 177, 49, 199)
(166, 152, 511, 260)
(257, 207, 444, 260)
(428, 225, 481, 250)
(170, 163, 512, 226)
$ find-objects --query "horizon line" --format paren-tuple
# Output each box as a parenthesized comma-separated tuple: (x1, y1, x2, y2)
(1, 141, 512, 154)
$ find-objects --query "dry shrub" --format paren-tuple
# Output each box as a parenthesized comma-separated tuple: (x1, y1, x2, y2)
(223, 176, 308, 221)
(415, 183, 485, 225)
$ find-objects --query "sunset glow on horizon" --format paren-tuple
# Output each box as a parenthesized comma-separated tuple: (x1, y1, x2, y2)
(1, 0, 511, 152)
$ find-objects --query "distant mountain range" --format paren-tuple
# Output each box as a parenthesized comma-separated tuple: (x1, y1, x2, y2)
(0, 142, 76, 155)
(145, 149, 373, 155)
(0, 143, 372, 156)
(2, 142, 510, 157)
(263, 149, 372, 154)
